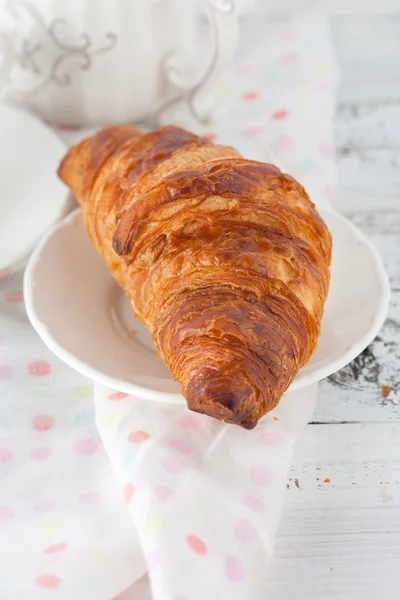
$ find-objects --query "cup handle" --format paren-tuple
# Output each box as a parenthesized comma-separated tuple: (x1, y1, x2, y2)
(162, 0, 240, 123)
(0, 34, 14, 96)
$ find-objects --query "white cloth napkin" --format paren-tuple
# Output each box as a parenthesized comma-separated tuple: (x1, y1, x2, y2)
(0, 10, 338, 600)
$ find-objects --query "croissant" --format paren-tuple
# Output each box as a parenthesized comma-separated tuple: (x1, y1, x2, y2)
(58, 125, 332, 429)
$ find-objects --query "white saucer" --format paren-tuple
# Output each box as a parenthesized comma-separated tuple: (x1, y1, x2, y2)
(0, 103, 69, 271)
(24, 208, 390, 403)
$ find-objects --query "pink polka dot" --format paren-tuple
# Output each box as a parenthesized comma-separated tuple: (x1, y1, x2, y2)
(128, 431, 150, 444)
(124, 483, 134, 504)
(225, 555, 244, 582)
(250, 465, 272, 486)
(187, 534, 207, 555)
(203, 133, 216, 142)
(242, 91, 259, 102)
(325, 184, 334, 202)
(32, 415, 54, 432)
(155, 485, 173, 501)
(272, 109, 289, 120)
(147, 549, 161, 571)
(274, 134, 292, 152)
(282, 51, 298, 64)
(4, 289, 23, 304)
(243, 126, 265, 138)
(0, 267, 11, 280)
(35, 575, 62, 589)
(0, 447, 13, 464)
(280, 28, 296, 41)
(162, 456, 184, 475)
(0, 364, 12, 381)
(34, 502, 57, 514)
(243, 495, 265, 513)
(75, 439, 98, 455)
(79, 492, 101, 504)
(319, 142, 334, 159)
(30, 446, 52, 461)
(235, 519, 259, 544)
(0, 506, 15, 522)
(179, 415, 201, 430)
(44, 542, 67, 554)
(169, 439, 191, 455)
(316, 81, 331, 92)
(108, 391, 128, 401)
(28, 360, 51, 376)
(235, 64, 251, 75)
(259, 432, 283, 447)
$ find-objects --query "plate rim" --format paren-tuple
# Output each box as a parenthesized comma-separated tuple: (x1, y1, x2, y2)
(24, 206, 390, 402)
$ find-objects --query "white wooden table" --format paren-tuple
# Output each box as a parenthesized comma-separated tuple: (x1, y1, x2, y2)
(264, 14, 400, 599)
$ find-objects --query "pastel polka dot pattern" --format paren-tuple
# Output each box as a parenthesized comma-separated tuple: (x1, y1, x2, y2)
(128, 431, 150, 444)
(74, 438, 98, 455)
(28, 360, 50, 376)
(108, 391, 128, 401)
(0, 447, 13, 464)
(319, 141, 334, 159)
(234, 519, 259, 544)
(35, 575, 62, 589)
(124, 483, 134, 504)
(243, 126, 265, 138)
(169, 439, 191, 455)
(146, 513, 168, 531)
(39, 518, 61, 533)
(235, 64, 250, 75)
(242, 91, 259, 101)
(29, 446, 52, 461)
(272, 109, 289, 120)
(280, 28, 296, 41)
(282, 51, 298, 64)
(162, 456, 184, 475)
(179, 415, 201, 430)
(88, 548, 109, 562)
(147, 549, 162, 571)
(32, 415, 54, 431)
(250, 465, 273, 486)
(259, 432, 283, 447)
(243, 495, 266, 513)
(186, 535, 207, 555)
(0, 267, 11, 280)
(72, 385, 92, 399)
(0, 507, 14, 522)
(224, 555, 245, 582)
(155, 485, 173, 501)
(4, 289, 23, 304)
(34, 502, 57, 514)
(273, 134, 293, 152)
(79, 492, 101, 504)
(0, 364, 12, 381)
(44, 542, 67, 554)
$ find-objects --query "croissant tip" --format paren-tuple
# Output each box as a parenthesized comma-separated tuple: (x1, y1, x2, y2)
(185, 370, 261, 429)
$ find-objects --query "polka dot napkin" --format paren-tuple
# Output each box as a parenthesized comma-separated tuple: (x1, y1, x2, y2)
(0, 10, 338, 600)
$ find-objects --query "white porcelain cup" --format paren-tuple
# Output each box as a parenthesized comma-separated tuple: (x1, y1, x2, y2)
(1, 0, 251, 127)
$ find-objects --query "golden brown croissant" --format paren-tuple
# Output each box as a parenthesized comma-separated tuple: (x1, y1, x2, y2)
(58, 125, 332, 429)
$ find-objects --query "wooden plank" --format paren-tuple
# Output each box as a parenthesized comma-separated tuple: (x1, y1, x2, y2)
(266, 423, 400, 599)
(315, 291, 400, 424)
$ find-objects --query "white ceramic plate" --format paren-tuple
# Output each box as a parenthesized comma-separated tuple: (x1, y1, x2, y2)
(24, 208, 390, 403)
(0, 103, 70, 270)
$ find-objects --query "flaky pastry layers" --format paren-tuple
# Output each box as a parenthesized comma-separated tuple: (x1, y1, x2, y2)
(58, 125, 332, 429)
